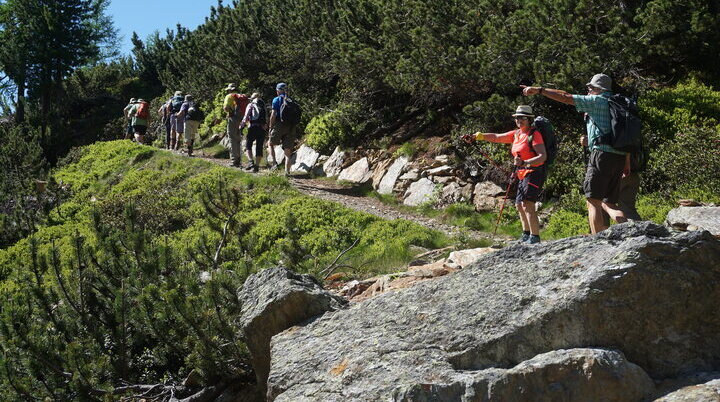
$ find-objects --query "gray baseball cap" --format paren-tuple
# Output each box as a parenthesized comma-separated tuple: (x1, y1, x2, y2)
(586, 74, 612, 91)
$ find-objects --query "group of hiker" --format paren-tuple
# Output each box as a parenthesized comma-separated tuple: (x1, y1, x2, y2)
(124, 82, 300, 171)
(158, 91, 205, 157)
(464, 73, 643, 244)
(222, 82, 301, 174)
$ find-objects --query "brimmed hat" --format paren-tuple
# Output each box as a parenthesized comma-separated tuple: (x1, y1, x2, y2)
(276, 82, 287, 91)
(174, 91, 183, 97)
(250, 92, 261, 100)
(225, 83, 238, 91)
(511, 105, 535, 118)
(137, 98, 146, 103)
(129, 97, 137, 103)
(184, 94, 193, 101)
(586, 73, 612, 91)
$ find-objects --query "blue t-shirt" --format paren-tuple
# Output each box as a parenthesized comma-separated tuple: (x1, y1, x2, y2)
(272, 94, 286, 113)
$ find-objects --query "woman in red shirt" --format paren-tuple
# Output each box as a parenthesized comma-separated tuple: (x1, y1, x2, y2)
(465, 105, 547, 244)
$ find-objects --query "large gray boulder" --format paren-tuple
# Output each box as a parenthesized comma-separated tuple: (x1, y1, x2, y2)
(267, 222, 720, 401)
(666, 206, 720, 235)
(237, 267, 346, 399)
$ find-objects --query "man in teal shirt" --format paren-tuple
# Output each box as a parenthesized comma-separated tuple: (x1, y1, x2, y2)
(522, 74, 629, 233)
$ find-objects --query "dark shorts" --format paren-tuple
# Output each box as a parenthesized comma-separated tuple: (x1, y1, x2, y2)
(246, 125, 266, 156)
(132, 125, 147, 135)
(270, 123, 297, 149)
(584, 149, 626, 204)
(126, 122, 134, 135)
(516, 165, 547, 203)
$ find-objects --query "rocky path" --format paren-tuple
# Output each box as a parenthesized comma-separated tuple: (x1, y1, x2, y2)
(184, 149, 507, 242)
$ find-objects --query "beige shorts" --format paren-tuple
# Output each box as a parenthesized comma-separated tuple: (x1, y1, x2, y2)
(184, 120, 200, 142)
(270, 123, 298, 150)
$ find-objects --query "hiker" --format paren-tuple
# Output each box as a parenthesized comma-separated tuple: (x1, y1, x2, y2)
(522, 74, 629, 233)
(222, 83, 248, 167)
(241, 92, 267, 172)
(269, 82, 301, 175)
(177, 94, 203, 157)
(123, 98, 136, 139)
(158, 100, 172, 149)
(169, 91, 185, 150)
(129, 98, 149, 143)
(463, 105, 547, 244)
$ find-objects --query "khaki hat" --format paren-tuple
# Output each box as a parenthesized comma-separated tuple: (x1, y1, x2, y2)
(174, 91, 183, 97)
(511, 105, 535, 118)
(185, 94, 193, 101)
(137, 98, 146, 103)
(225, 83, 238, 92)
(129, 97, 137, 103)
(250, 92, 261, 100)
(586, 73, 612, 91)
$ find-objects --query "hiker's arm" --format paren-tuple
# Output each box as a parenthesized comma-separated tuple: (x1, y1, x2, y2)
(269, 110, 277, 129)
(521, 85, 574, 105)
(475, 131, 513, 144)
(527, 143, 547, 166)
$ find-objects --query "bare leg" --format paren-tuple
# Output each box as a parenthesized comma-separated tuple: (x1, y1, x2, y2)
(268, 141, 277, 165)
(284, 147, 292, 174)
(516, 203, 530, 233)
(522, 201, 540, 235)
(601, 202, 627, 224)
(586, 198, 607, 234)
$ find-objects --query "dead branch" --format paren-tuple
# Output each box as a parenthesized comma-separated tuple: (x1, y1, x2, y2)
(321, 238, 361, 280)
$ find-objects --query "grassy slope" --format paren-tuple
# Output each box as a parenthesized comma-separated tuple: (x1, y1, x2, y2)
(0, 140, 449, 281)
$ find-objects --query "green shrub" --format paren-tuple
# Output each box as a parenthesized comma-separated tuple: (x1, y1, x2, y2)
(543, 209, 588, 239)
(304, 103, 363, 154)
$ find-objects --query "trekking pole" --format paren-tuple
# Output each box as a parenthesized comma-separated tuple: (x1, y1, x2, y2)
(493, 167, 516, 236)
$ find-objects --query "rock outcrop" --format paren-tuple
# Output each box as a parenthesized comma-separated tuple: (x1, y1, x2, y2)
(266, 222, 720, 401)
(394, 348, 655, 401)
(666, 206, 720, 236)
(337, 157, 371, 184)
(237, 267, 346, 398)
(655, 377, 720, 401)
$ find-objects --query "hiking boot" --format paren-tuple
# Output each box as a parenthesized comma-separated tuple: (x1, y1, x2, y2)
(253, 164, 259, 173)
(230, 161, 241, 168)
(244, 164, 255, 171)
(526, 234, 541, 244)
(517, 232, 530, 243)
(187, 141, 194, 157)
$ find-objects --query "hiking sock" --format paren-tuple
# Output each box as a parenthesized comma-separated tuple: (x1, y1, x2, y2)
(527, 234, 541, 244)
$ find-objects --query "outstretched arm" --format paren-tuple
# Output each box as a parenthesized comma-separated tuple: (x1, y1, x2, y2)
(521, 85, 575, 105)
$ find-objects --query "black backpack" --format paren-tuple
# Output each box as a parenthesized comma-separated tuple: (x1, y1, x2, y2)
(187, 101, 205, 122)
(280, 96, 302, 125)
(597, 94, 642, 153)
(171, 96, 184, 113)
(529, 116, 558, 166)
